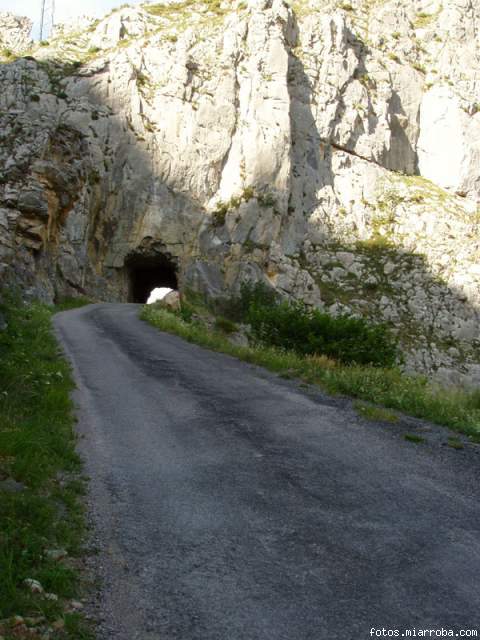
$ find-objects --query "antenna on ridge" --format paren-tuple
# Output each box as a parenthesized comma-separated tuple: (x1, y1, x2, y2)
(39, 0, 55, 41)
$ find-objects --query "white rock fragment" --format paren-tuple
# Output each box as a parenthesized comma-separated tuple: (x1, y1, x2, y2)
(23, 578, 44, 594)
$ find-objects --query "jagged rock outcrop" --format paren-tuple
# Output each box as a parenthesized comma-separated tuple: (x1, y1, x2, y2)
(0, 12, 32, 54)
(0, 0, 479, 386)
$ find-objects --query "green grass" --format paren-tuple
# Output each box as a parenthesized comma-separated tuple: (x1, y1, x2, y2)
(404, 434, 426, 444)
(214, 316, 238, 334)
(247, 298, 397, 366)
(414, 7, 441, 29)
(144, 0, 228, 33)
(0, 296, 92, 638)
(354, 402, 399, 423)
(146, 0, 224, 16)
(55, 297, 93, 311)
(141, 306, 480, 440)
(447, 437, 464, 450)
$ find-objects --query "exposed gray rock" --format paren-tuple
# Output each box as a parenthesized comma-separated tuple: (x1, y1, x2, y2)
(0, 477, 25, 493)
(0, 1, 479, 385)
(418, 86, 480, 198)
(160, 290, 181, 312)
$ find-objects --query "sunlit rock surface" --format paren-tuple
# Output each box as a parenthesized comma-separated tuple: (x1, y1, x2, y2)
(0, 12, 32, 53)
(0, 0, 479, 384)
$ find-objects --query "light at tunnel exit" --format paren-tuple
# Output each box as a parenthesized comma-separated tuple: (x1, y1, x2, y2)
(146, 287, 174, 304)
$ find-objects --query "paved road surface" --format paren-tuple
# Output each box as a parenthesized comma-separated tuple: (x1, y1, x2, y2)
(54, 304, 480, 640)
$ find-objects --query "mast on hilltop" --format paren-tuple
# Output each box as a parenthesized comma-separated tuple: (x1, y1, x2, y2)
(39, 0, 55, 41)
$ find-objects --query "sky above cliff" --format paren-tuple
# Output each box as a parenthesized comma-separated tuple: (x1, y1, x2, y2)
(1, 0, 143, 38)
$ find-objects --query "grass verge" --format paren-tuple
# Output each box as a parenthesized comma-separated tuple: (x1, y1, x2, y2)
(353, 402, 399, 424)
(0, 296, 92, 639)
(141, 305, 480, 440)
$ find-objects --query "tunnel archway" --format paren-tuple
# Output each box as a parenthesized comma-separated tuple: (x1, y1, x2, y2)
(126, 253, 178, 303)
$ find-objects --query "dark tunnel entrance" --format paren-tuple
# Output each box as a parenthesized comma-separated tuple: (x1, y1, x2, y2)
(127, 254, 178, 303)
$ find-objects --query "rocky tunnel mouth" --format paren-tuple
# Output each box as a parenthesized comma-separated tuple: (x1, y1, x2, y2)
(126, 254, 178, 303)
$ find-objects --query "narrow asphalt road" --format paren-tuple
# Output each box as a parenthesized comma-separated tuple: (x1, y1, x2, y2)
(54, 304, 480, 640)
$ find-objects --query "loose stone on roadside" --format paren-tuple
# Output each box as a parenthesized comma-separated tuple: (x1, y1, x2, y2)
(43, 592, 58, 601)
(0, 478, 26, 493)
(45, 548, 67, 561)
(23, 579, 44, 594)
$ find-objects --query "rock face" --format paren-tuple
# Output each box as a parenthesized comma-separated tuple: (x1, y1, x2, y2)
(0, 0, 479, 385)
(0, 12, 32, 54)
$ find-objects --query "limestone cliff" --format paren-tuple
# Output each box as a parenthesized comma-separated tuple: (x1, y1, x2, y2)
(0, 0, 479, 385)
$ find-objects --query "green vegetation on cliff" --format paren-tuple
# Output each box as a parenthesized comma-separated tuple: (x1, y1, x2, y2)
(247, 299, 397, 367)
